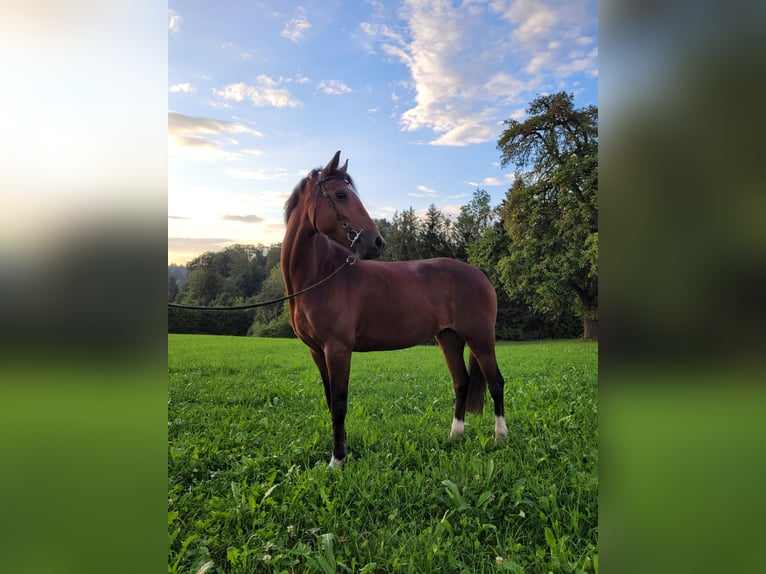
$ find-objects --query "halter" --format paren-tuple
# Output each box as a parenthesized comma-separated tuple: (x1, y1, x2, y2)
(312, 173, 364, 249)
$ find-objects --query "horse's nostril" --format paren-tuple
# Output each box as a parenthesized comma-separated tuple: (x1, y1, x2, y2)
(375, 236, 385, 250)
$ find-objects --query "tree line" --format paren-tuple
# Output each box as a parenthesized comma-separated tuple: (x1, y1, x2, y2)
(169, 92, 597, 340)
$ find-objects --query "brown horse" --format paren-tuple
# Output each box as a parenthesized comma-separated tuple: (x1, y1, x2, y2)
(282, 151, 507, 468)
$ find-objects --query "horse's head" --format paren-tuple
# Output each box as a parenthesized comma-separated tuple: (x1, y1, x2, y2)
(305, 151, 386, 259)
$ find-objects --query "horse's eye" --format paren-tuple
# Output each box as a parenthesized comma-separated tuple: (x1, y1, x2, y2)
(335, 191, 347, 200)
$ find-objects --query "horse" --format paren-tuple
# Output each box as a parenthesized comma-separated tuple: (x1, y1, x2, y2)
(282, 151, 507, 468)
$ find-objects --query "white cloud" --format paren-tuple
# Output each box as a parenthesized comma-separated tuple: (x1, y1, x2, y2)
(483, 72, 528, 97)
(282, 17, 311, 42)
(362, 1, 504, 145)
(225, 167, 293, 181)
(440, 204, 462, 218)
(360, 0, 596, 146)
(168, 111, 261, 137)
(317, 80, 353, 95)
(429, 121, 496, 147)
(555, 46, 598, 78)
(221, 214, 264, 224)
(464, 172, 516, 188)
(525, 51, 555, 75)
(168, 111, 262, 161)
(169, 83, 195, 94)
(481, 175, 512, 186)
(503, 0, 558, 45)
(359, 21, 404, 46)
(213, 77, 302, 108)
(408, 185, 441, 199)
(168, 9, 181, 35)
(430, 126, 494, 147)
(256, 74, 278, 88)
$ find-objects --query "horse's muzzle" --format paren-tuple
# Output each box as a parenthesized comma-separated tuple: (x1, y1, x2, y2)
(355, 232, 386, 259)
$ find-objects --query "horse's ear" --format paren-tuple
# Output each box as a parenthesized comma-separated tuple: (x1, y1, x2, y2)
(340, 159, 348, 174)
(322, 151, 342, 177)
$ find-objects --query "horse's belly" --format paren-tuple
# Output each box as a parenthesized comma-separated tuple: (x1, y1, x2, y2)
(353, 338, 416, 352)
(352, 336, 429, 352)
(353, 319, 440, 352)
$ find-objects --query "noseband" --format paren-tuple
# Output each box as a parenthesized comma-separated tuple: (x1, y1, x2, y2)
(312, 174, 364, 249)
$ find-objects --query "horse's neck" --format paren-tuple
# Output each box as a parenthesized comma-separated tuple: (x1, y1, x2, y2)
(282, 219, 345, 291)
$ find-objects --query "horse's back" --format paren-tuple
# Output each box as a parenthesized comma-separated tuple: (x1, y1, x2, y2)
(376, 257, 495, 302)
(351, 257, 497, 349)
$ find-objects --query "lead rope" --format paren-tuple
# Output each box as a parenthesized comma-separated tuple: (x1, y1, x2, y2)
(167, 255, 356, 311)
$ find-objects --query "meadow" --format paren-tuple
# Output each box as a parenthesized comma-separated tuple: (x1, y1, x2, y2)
(168, 335, 598, 573)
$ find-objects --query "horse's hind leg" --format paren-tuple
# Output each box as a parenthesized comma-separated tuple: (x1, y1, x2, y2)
(435, 329, 469, 438)
(469, 344, 508, 441)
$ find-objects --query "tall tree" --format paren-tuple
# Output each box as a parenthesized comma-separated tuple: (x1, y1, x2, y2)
(453, 189, 494, 261)
(264, 244, 282, 275)
(497, 92, 598, 338)
(176, 244, 267, 307)
(168, 275, 179, 303)
(180, 251, 223, 305)
(373, 218, 394, 260)
(385, 208, 422, 261)
(421, 204, 452, 258)
(249, 265, 294, 338)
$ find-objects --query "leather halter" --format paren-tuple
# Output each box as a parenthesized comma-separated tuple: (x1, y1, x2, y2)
(312, 173, 364, 248)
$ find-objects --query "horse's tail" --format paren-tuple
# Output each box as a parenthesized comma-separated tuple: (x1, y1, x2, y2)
(465, 353, 486, 415)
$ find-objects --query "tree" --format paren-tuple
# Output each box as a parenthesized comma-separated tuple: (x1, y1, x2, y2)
(453, 189, 494, 262)
(249, 265, 294, 338)
(176, 244, 269, 307)
(385, 208, 422, 261)
(264, 244, 281, 275)
(421, 204, 452, 258)
(168, 275, 179, 303)
(179, 251, 223, 306)
(215, 244, 265, 305)
(496, 92, 598, 338)
(373, 218, 392, 252)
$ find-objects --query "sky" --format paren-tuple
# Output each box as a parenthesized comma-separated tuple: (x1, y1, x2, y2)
(168, 0, 598, 264)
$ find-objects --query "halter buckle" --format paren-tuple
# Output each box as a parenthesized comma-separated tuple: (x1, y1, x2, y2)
(347, 228, 363, 248)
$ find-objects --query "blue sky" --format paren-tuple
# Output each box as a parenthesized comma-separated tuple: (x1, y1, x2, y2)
(168, 0, 598, 264)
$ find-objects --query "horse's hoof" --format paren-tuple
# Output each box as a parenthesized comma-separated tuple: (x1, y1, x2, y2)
(495, 416, 508, 441)
(450, 417, 465, 438)
(329, 456, 345, 469)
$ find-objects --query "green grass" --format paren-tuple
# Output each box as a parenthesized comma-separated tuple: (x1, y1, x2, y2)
(168, 335, 598, 573)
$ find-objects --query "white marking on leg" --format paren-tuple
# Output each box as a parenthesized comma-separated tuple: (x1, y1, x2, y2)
(328, 456, 345, 469)
(450, 417, 464, 437)
(495, 415, 508, 441)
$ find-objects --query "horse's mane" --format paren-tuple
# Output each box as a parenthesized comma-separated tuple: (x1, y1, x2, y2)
(284, 168, 356, 224)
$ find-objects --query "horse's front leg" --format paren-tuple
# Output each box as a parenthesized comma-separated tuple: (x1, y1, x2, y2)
(309, 348, 332, 413)
(324, 345, 352, 469)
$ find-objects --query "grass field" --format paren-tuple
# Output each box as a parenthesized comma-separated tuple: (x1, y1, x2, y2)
(168, 335, 598, 573)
